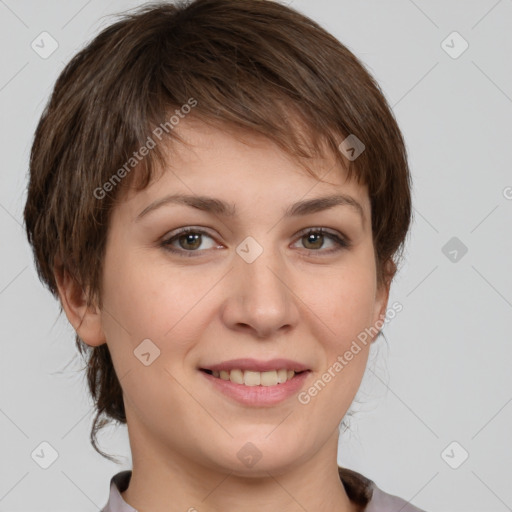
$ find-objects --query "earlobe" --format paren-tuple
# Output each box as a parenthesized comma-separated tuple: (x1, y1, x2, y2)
(54, 266, 106, 347)
(371, 259, 396, 342)
(374, 283, 390, 328)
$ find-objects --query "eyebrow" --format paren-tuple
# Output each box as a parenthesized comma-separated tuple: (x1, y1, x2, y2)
(135, 193, 365, 223)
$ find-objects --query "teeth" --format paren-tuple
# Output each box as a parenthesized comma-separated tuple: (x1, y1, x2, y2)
(213, 369, 298, 386)
(229, 369, 244, 384)
(277, 369, 288, 383)
(244, 371, 261, 386)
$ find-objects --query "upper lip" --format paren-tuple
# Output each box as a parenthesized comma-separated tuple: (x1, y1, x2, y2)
(201, 358, 310, 373)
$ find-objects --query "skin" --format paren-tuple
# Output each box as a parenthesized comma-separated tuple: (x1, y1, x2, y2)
(57, 118, 392, 512)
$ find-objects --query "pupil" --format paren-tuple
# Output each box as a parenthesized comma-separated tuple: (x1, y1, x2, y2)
(181, 233, 201, 250)
(305, 233, 322, 249)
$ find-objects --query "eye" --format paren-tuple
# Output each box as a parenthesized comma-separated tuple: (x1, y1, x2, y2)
(292, 228, 350, 255)
(160, 227, 221, 257)
(160, 226, 351, 258)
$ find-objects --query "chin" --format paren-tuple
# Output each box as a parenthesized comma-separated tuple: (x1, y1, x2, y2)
(216, 435, 302, 477)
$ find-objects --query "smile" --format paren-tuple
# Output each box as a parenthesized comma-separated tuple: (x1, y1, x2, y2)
(199, 368, 311, 406)
(201, 368, 305, 386)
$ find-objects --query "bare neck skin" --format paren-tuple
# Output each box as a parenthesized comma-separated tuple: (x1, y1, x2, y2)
(122, 419, 358, 512)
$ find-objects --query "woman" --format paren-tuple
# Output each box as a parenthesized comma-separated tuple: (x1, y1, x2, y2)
(23, 1, 424, 510)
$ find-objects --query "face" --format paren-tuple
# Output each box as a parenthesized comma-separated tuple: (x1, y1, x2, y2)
(76, 119, 389, 475)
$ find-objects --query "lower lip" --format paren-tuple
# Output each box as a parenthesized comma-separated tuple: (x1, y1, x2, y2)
(200, 370, 311, 406)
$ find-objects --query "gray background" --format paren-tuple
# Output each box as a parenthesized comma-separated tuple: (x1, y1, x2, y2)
(1, 1, 511, 511)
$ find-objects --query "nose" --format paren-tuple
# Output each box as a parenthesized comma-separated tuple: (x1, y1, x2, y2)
(220, 243, 300, 339)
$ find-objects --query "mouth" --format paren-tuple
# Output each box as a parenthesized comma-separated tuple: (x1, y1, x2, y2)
(198, 362, 312, 406)
(199, 368, 310, 387)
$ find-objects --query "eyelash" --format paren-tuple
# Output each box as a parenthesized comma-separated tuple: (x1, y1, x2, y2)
(160, 227, 351, 258)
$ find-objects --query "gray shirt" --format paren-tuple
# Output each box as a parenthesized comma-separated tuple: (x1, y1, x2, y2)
(101, 467, 427, 511)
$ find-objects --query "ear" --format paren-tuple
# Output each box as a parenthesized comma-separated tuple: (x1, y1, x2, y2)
(370, 259, 396, 342)
(54, 266, 106, 347)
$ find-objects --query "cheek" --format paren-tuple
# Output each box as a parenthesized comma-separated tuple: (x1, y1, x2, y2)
(305, 256, 378, 348)
(100, 249, 217, 356)
(298, 265, 376, 413)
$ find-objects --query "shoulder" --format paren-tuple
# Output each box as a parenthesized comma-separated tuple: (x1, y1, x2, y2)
(365, 484, 428, 512)
(338, 466, 428, 512)
(101, 470, 135, 512)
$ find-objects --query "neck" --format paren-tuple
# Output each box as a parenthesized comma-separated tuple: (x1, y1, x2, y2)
(121, 425, 357, 512)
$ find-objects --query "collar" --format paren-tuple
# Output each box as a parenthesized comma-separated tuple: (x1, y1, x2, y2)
(102, 466, 425, 512)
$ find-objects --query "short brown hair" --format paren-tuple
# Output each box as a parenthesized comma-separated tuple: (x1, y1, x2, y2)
(23, 0, 412, 461)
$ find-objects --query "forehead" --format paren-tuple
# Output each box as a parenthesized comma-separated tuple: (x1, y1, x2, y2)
(117, 118, 370, 223)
